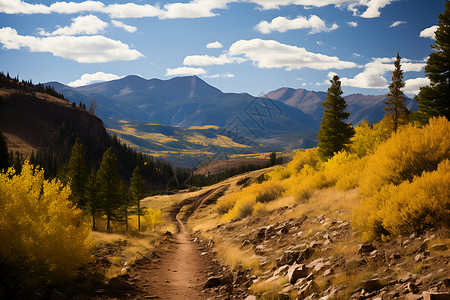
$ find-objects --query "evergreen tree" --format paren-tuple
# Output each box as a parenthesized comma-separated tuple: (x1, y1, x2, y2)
(97, 147, 121, 231)
(417, 1, 450, 122)
(318, 75, 355, 160)
(66, 138, 89, 208)
(118, 181, 130, 231)
(130, 166, 146, 231)
(0, 131, 10, 171)
(385, 52, 409, 133)
(85, 170, 100, 231)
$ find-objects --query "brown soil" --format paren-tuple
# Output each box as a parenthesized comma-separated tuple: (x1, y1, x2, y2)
(131, 187, 230, 299)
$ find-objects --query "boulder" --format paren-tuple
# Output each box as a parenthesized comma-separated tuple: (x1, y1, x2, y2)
(203, 276, 222, 288)
(273, 265, 290, 277)
(361, 278, 382, 293)
(288, 263, 309, 284)
(297, 281, 318, 298)
(358, 242, 375, 255)
(430, 244, 447, 251)
(276, 251, 300, 266)
(107, 277, 134, 291)
(423, 292, 450, 300)
(297, 247, 314, 263)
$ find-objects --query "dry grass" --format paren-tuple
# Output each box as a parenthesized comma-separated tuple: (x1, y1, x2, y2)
(89, 231, 159, 278)
(250, 275, 288, 295)
(214, 239, 260, 270)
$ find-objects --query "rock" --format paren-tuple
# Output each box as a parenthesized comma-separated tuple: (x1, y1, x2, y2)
(430, 244, 447, 251)
(390, 253, 401, 260)
(361, 278, 382, 293)
(273, 265, 290, 277)
(288, 263, 309, 284)
(107, 277, 134, 291)
(244, 296, 257, 300)
(423, 291, 450, 300)
(221, 275, 233, 286)
(407, 282, 419, 294)
(345, 258, 367, 269)
(298, 281, 318, 298)
(418, 238, 431, 252)
(323, 268, 334, 277)
(358, 242, 375, 255)
(163, 231, 172, 236)
(307, 258, 330, 273)
(276, 292, 290, 300)
(297, 247, 314, 263)
(405, 293, 423, 300)
(203, 276, 222, 288)
(242, 240, 251, 247)
(277, 250, 300, 266)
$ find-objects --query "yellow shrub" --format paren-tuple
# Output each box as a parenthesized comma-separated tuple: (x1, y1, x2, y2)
(223, 194, 256, 221)
(322, 151, 367, 190)
(0, 162, 90, 288)
(350, 120, 390, 158)
(355, 159, 450, 239)
(287, 148, 321, 175)
(359, 116, 450, 197)
(254, 181, 285, 203)
(216, 194, 238, 215)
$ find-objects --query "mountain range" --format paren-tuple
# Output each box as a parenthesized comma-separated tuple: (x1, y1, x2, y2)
(47, 75, 417, 165)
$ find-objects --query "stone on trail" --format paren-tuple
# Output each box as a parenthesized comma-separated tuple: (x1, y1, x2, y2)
(107, 277, 134, 291)
(288, 263, 309, 284)
(422, 291, 450, 300)
(203, 276, 222, 288)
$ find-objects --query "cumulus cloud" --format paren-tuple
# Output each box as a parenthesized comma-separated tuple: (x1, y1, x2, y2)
(0, 0, 394, 19)
(404, 77, 429, 95)
(228, 38, 358, 70)
(206, 72, 235, 78)
(166, 67, 206, 76)
(0, 27, 144, 63)
(68, 72, 122, 87)
(420, 25, 438, 39)
(0, 0, 235, 19)
(347, 21, 358, 27)
(206, 41, 223, 48)
(359, 0, 392, 18)
(340, 57, 426, 90)
(183, 54, 245, 66)
(39, 15, 108, 36)
(390, 20, 406, 28)
(255, 15, 338, 34)
(111, 20, 137, 33)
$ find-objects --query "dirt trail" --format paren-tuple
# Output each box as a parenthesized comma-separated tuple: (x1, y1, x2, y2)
(132, 188, 224, 299)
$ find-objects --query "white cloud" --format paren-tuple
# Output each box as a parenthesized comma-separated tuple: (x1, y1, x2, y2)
(206, 72, 235, 78)
(183, 54, 245, 66)
(347, 21, 358, 27)
(390, 20, 406, 28)
(68, 72, 122, 87)
(166, 67, 206, 76)
(360, 0, 392, 18)
(404, 77, 430, 95)
(0, 27, 144, 63)
(340, 57, 426, 89)
(317, 41, 324, 45)
(206, 41, 223, 48)
(111, 20, 137, 33)
(39, 15, 108, 36)
(352, 52, 361, 57)
(0, 0, 394, 19)
(228, 38, 358, 70)
(420, 25, 438, 39)
(255, 15, 338, 34)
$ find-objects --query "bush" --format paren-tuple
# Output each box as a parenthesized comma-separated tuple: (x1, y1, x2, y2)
(255, 181, 285, 203)
(359, 116, 450, 197)
(354, 159, 450, 239)
(0, 162, 90, 289)
(350, 120, 390, 158)
(215, 194, 237, 215)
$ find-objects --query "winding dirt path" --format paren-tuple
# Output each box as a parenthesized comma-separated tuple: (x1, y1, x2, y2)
(132, 188, 223, 299)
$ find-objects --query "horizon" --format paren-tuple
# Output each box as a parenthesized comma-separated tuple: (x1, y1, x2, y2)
(0, 0, 445, 98)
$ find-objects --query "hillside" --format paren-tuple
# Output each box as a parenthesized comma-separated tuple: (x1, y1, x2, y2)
(47, 76, 320, 164)
(264, 87, 418, 125)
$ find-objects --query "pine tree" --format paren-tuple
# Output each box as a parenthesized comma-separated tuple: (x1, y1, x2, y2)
(385, 52, 409, 133)
(118, 181, 130, 231)
(0, 131, 10, 171)
(318, 75, 355, 160)
(417, 1, 450, 122)
(66, 138, 89, 208)
(97, 147, 121, 231)
(84, 170, 100, 231)
(130, 166, 146, 231)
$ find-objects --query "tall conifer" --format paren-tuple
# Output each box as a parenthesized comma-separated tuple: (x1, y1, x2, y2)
(318, 75, 355, 160)
(97, 147, 121, 231)
(67, 138, 89, 208)
(385, 52, 408, 133)
(417, 1, 450, 122)
(130, 166, 146, 231)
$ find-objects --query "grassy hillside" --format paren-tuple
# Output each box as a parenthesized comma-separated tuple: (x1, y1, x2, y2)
(186, 116, 449, 299)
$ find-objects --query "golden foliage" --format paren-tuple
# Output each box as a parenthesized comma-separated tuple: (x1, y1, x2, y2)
(0, 162, 90, 288)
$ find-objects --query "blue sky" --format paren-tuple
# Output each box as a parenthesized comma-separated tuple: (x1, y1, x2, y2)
(0, 0, 445, 97)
